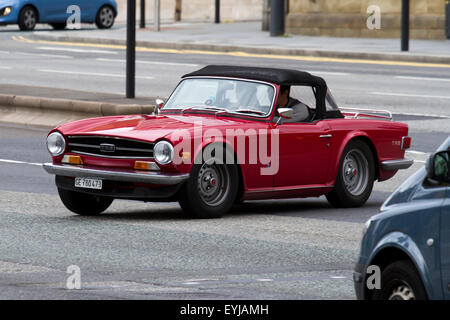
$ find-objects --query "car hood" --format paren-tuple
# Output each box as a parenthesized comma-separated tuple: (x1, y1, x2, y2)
(55, 113, 256, 142)
(381, 135, 450, 209)
(0, 0, 17, 6)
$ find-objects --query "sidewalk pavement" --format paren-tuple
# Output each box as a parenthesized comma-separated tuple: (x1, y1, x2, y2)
(29, 21, 450, 64)
(0, 84, 155, 106)
(0, 84, 156, 128)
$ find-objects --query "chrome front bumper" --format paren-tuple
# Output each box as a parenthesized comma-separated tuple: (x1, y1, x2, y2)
(43, 163, 190, 185)
(380, 159, 414, 170)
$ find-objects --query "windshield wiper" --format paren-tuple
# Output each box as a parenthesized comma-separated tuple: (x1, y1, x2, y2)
(182, 106, 228, 114)
(234, 109, 267, 116)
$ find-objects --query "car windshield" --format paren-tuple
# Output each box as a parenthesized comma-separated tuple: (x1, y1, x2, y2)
(162, 78, 275, 116)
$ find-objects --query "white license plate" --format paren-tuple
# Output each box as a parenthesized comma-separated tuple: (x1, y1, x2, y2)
(74, 177, 103, 190)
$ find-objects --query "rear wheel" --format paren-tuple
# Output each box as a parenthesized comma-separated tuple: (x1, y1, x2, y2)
(18, 6, 37, 31)
(95, 5, 115, 29)
(179, 148, 238, 219)
(326, 140, 374, 207)
(372, 260, 427, 300)
(50, 22, 66, 30)
(58, 187, 113, 216)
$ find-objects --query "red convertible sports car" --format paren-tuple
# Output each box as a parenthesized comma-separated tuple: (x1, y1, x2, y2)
(43, 65, 413, 218)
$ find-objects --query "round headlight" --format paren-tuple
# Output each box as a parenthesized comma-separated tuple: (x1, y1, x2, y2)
(3, 7, 12, 16)
(154, 140, 174, 165)
(47, 132, 66, 156)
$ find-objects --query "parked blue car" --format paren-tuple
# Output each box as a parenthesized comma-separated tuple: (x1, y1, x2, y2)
(0, 0, 117, 30)
(354, 136, 450, 300)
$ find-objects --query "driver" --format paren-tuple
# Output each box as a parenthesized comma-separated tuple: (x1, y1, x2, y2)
(275, 85, 311, 123)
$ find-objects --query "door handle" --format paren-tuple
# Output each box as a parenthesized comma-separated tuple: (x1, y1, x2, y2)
(319, 134, 332, 138)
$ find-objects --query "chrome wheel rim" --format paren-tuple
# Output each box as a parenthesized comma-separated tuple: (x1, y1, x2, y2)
(389, 283, 416, 300)
(99, 7, 114, 27)
(197, 161, 230, 206)
(24, 9, 36, 29)
(342, 149, 369, 196)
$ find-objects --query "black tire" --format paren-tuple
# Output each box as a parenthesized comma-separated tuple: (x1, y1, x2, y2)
(50, 22, 67, 30)
(18, 6, 37, 31)
(95, 5, 115, 29)
(372, 260, 427, 300)
(178, 148, 239, 219)
(326, 140, 375, 208)
(58, 188, 113, 216)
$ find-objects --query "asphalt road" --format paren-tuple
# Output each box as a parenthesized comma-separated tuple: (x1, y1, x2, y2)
(0, 26, 449, 300)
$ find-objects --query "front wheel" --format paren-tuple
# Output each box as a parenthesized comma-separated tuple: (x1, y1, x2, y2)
(58, 188, 113, 216)
(18, 6, 37, 31)
(372, 260, 427, 300)
(95, 6, 115, 29)
(326, 140, 375, 207)
(178, 154, 239, 219)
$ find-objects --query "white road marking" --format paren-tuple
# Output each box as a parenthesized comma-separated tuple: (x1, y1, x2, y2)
(0, 159, 42, 166)
(0, 66, 12, 70)
(39, 69, 154, 80)
(307, 71, 350, 76)
(256, 278, 274, 282)
(96, 58, 199, 67)
(371, 92, 450, 100)
(37, 46, 118, 55)
(0, 149, 429, 168)
(395, 112, 450, 119)
(0, 50, 10, 54)
(406, 150, 429, 155)
(330, 276, 347, 279)
(15, 51, 71, 59)
(406, 150, 428, 164)
(395, 76, 450, 82)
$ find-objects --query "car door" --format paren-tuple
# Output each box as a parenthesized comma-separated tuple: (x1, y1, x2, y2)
(440, 187, 450, 299)
(38, 0, 71, 21)
(274, 120, 332, 187)
(75, 0, 95, 22)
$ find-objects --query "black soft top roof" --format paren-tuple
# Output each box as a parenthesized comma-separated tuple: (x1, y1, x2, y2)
(183, 65, 327, 88)
(182, 65, 343, 120)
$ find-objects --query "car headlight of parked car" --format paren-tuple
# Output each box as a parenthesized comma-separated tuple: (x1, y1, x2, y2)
(1, 7, 12, 16)
(154, 140, 174, 165)
(47, 132, 66, 156)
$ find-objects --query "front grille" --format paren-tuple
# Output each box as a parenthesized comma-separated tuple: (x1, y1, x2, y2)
(67, 136, 154, 159)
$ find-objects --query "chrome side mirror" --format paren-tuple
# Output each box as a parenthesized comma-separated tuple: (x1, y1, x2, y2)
(276, 108, 293, 124)
(278, 108, 293, 119)
(155, 99, 165, 115)
(156, 99, 165, 109)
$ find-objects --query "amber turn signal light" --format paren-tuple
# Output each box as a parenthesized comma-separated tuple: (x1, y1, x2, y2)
(134, 161, 160, 171)
(62, 155, 83, 165)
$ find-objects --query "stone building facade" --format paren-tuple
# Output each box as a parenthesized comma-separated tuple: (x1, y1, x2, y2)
(115, 0, 263, 23)
(286, 0, 447, 39)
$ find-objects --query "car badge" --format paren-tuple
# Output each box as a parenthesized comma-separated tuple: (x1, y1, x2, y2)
(99, 143, 116, 153)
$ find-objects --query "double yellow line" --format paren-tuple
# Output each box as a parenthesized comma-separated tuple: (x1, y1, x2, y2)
(12, 35, 450, 69)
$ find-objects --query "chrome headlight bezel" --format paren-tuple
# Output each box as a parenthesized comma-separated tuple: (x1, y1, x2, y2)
(46, 132, 66, 157)
(153, 140, 174, 165)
